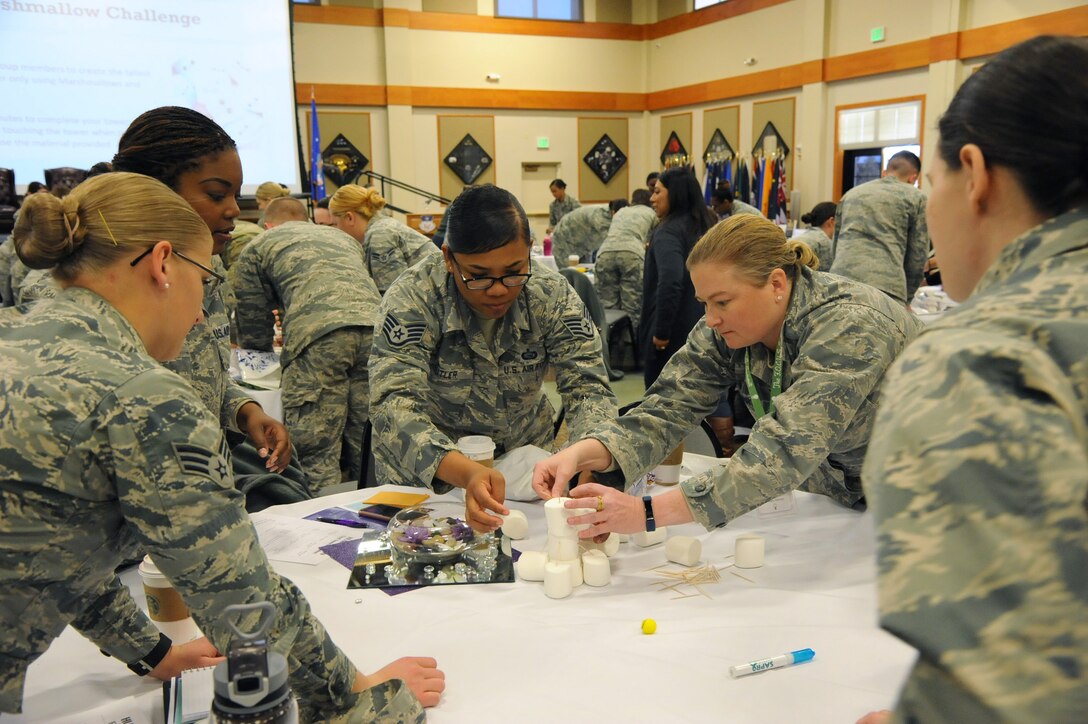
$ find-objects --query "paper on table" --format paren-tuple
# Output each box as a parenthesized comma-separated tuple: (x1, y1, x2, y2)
(49, 692, 159, 724)
(251, 513, 359, 565)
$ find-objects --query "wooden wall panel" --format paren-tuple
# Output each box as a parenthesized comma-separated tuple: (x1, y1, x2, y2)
(437, 115, 496, 200)
(577, 117, 630, 204)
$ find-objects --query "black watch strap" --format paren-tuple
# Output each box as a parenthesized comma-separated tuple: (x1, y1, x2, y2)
(127, 632, 172, 676)
(643, 495, 656, 532)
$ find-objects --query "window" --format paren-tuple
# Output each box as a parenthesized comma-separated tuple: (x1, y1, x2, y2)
(495, 0, 582, 21)
(695, 0, 728, 9)
(838, 101, 921, 148)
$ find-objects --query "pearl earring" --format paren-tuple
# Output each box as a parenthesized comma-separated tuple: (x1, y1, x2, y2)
(163, 283, 171, 290)
(775, 294, 783, 302)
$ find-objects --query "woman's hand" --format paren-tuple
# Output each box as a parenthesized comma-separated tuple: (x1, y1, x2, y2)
(237, 402, 291, 472)
(465, 467, 508, 532)
(355, 657, 446, 708)
(532, 439, 613, 500)
(148, 637, 224, 681)
(565, 483, 645, 537)
(652, 336, 670, 351)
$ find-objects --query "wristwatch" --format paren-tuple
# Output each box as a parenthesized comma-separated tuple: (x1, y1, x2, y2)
(642, 495, 656, 533)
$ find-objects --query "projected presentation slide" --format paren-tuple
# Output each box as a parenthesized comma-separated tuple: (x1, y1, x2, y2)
(0, 0, 301, 194)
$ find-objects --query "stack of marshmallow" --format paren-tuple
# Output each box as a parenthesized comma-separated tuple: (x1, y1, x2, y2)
(513, 497, 618, 598)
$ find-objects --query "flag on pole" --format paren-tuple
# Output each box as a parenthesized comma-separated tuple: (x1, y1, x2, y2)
(310, 89, 326, 202)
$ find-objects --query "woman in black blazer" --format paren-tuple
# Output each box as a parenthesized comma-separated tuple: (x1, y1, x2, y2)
(639, 167, 717, 387)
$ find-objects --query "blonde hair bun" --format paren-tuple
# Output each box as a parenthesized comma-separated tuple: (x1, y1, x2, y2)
(328, 184, 387, 219)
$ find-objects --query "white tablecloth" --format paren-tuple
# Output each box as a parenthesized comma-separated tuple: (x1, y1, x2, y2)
(9, 477, 916, 723)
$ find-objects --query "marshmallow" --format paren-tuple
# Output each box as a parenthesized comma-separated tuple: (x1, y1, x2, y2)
(501, 509, 529, 540)
(544, 561, 572, 599)
(582, 551, 611, 586)
(631, 527, 668, 547)
(569, 558, 583, 588)
(516, 550, 547, 581)
(602, 534, 620, 557)
(547, 535, 579, 562)
(734, 534, 765, 569)
(665, 536, 702, 567)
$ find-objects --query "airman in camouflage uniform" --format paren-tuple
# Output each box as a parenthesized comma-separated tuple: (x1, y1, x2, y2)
(549, 192, 580, 230)
(595, 204, 657, 319)
(370, 253, 617, 491)
(829, 175, 929, 304)
(590, 267, 921, 527)
(362, 215, 441, 295)
(6, 255, 30, 307)
(551, 205, 612, 267)
(863, 208, 1088, 722)
(232, 221, 381, 490)
(0, 287, 423, 721)
(792, 227, 833, 271)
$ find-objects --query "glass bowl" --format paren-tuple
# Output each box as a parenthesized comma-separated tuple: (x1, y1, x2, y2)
(387, 503, 478, 565)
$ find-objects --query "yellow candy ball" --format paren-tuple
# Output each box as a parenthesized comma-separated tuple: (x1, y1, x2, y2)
(641, 618, 657, 635)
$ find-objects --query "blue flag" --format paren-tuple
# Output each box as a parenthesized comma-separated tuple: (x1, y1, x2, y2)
(310, 92, 326, 202)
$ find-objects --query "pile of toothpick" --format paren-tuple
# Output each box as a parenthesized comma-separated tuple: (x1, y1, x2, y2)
(648, 558, 753, 600)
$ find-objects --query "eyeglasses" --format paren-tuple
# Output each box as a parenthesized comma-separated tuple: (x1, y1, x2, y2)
(449, 253, 532, 291)
(130, 246, 226, 297)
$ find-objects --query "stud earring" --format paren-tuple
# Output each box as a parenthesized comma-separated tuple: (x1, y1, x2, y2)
(775, 294, 783, 302)
(163, 282, 171, 290)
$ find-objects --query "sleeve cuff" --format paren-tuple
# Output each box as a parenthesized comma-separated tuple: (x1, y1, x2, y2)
(126, 632, 172, 676)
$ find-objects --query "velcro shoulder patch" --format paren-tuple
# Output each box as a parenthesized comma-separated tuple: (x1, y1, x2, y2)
(382, 312, 426, 349)
(562, 307, 596, 340)
(172, 436, 231, 486)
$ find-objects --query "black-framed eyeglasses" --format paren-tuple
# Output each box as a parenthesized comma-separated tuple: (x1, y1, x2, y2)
(449, 253, 532, 291)
(130, 246, 226, 296)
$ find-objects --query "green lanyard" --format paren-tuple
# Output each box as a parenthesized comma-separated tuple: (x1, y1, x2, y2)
(744, 333, 784, 419)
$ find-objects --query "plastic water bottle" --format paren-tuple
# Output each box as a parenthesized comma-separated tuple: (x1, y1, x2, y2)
(209, 602, 298, 724)
(542, 235, 552, 256)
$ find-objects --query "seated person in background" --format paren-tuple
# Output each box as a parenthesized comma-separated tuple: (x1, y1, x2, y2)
(14, 266, 57, 305)
(329, 184, 440, 295)
(547, 178, 579, 233)
(370, 185, 617, 531)
(830, 151, 930, 305)
(595, 189, 656, 320)
(221, 218, 265, 270)
(793, 201, 836, 271)
(858, 35, 1088, 724)
(232, 198, 382, 491)
(0, 172, 442, 720)
(0, 236, 16, 307)
(551, 202, 613, 266)
(313, 196, 336, 226)
(710, 182, 763, 220)
(533, 215, 922, 535)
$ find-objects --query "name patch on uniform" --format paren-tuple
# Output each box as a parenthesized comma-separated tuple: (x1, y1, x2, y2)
(382, 312, 426, 349)
(561, 308, 596, 341)
(172, 438, 230, 486)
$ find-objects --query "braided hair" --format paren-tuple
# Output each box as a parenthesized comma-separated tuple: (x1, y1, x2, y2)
(112, 106, 236, 190)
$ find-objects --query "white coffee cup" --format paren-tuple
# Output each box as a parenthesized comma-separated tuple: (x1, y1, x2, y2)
(138, 555, 201, 642)
(457, 435, 496, 468)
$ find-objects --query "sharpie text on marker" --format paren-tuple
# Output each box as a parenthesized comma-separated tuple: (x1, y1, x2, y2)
(729, 648, 815, 678)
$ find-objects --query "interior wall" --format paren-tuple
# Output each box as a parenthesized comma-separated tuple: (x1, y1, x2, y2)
(827, 0, 934, 56)
(292, 24, 386, 85)
(962, 0, 1082, 28)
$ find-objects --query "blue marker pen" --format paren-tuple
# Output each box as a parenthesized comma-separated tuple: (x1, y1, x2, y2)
(729, 648, 815, 678)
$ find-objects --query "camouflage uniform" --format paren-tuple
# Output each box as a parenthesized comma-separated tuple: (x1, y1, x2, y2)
(863, 209, 1088, 722)
(0, 287, 422, 721)
(370, 253, 617, 491)
(829, 175, 929, 304)
(362, 216, 441, 295)
(232, 221, 381, 490)
(221, 219, 264, 270)
(591, 267, 922, 528)
(0, 236, 14, 307)
(15, 267, 57, 305)
(595, 205, 656, 320)
(730, 200, 763, 217)
(7, 256, 29, 307)
(551, 205, 611, 266)
(549, 194, 580, 229)
(793, 227, 834, 271)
